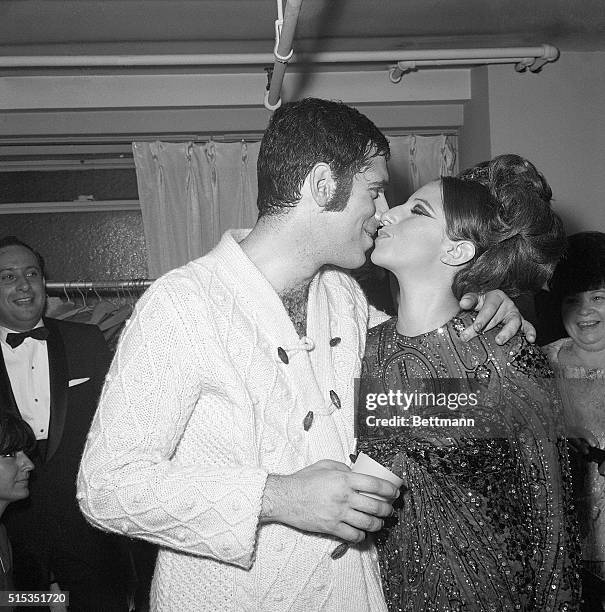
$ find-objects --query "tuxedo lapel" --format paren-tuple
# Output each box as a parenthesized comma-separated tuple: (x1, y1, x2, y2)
(44, 318, 68, 463)
(0, 349, 19, 416)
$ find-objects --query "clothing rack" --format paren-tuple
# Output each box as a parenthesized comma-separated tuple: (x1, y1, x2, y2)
(45, 279, 154, 296)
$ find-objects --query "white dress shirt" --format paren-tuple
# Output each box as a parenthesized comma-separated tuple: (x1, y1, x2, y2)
(0, 321, 50, 440)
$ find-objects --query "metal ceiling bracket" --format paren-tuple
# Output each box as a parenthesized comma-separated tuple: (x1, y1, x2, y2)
(389, 61, 418, 83)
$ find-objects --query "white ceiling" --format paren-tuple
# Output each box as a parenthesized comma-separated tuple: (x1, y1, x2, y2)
(1, 0, 604, 62)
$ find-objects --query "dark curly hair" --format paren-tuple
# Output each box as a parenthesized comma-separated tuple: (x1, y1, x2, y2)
(446, 154, 566, 299)
(257, 98, 390, 217)
(549, 232, 605, 299)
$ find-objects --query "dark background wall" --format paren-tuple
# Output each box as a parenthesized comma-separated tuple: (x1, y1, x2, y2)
(0, 167, 148, 281)
(1, 210, 148, 281)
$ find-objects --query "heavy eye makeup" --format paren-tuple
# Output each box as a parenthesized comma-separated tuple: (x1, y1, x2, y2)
(411, 203, 430, 217)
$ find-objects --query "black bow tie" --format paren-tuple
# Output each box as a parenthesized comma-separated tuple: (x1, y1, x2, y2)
(5, 327, 49, 349)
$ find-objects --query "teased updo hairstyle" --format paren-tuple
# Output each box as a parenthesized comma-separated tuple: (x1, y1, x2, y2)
(0, 413, 36, 458)
(445, 154, 566, 299)
(549, 232, 605, 300)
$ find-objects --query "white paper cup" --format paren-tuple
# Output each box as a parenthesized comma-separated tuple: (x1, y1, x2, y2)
(351, 452, 404, 500)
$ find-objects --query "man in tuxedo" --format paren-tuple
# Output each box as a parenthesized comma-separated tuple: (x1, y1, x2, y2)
(0, 236, 128, 611)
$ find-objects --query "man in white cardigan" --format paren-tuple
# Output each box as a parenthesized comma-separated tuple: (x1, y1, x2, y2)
(77, 98, 528, 611)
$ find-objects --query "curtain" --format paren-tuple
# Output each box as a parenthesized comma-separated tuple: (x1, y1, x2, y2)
(133, 134, 456, 277)
(386, 134, 458, 207)
(132, 140, 260, 277)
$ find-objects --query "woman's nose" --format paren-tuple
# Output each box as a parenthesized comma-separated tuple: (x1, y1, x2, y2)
(377, 211, 391, 224)
(577, 297, 595, 315)
(380, 204, 404, 224)
(18, 451, 34, 472)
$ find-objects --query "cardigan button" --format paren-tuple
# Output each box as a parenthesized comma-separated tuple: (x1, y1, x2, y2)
(329, 390, 341, 409)
(277, 347, 289, 364)
(329, 337, 341, 347)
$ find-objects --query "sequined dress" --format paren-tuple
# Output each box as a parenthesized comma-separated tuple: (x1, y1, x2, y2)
(357, 313, 580, 611)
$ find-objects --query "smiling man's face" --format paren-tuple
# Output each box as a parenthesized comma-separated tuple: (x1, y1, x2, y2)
(0, 245, 46, 332)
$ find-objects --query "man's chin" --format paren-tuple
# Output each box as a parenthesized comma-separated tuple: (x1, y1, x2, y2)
(340, 254, 371, 271)
(11, 311, 45, 330)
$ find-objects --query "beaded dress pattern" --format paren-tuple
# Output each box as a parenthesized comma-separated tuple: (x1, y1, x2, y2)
(358, 312, 580, 611)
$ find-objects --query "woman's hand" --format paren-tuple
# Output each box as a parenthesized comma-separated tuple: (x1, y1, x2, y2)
(458, 290, 536, 345)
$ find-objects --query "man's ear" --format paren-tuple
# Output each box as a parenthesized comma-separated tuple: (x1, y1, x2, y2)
(309, 163, 336, 208)
(441, 240, 476, 266)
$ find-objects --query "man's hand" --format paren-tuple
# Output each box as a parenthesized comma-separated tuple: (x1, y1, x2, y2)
(458, 290, 536, 345)
(568, 426, 599, 455)
(260, 459, 399, 543)
(567, 429, 605, 477)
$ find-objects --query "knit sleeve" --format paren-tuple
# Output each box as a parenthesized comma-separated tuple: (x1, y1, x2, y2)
(76, 273, 268, 569)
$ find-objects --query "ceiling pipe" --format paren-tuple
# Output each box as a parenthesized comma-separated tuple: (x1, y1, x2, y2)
(0, 44, 559, 69)
(388, 44, 559, 81)
(0, 44, 559, 105)
(265, 0, 304, 111)
(0, 53, 277, 67)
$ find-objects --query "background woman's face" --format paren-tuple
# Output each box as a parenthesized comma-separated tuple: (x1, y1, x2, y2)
(561, 287, 605, 352)
(0, 449, 33, 504)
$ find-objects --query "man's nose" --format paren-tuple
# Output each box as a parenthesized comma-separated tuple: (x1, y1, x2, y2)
(374, 193, 389, 218)
(16, 275, 31, 292)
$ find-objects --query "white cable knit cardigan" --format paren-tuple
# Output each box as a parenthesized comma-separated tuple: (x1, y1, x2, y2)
(77, 230, 388, 612)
